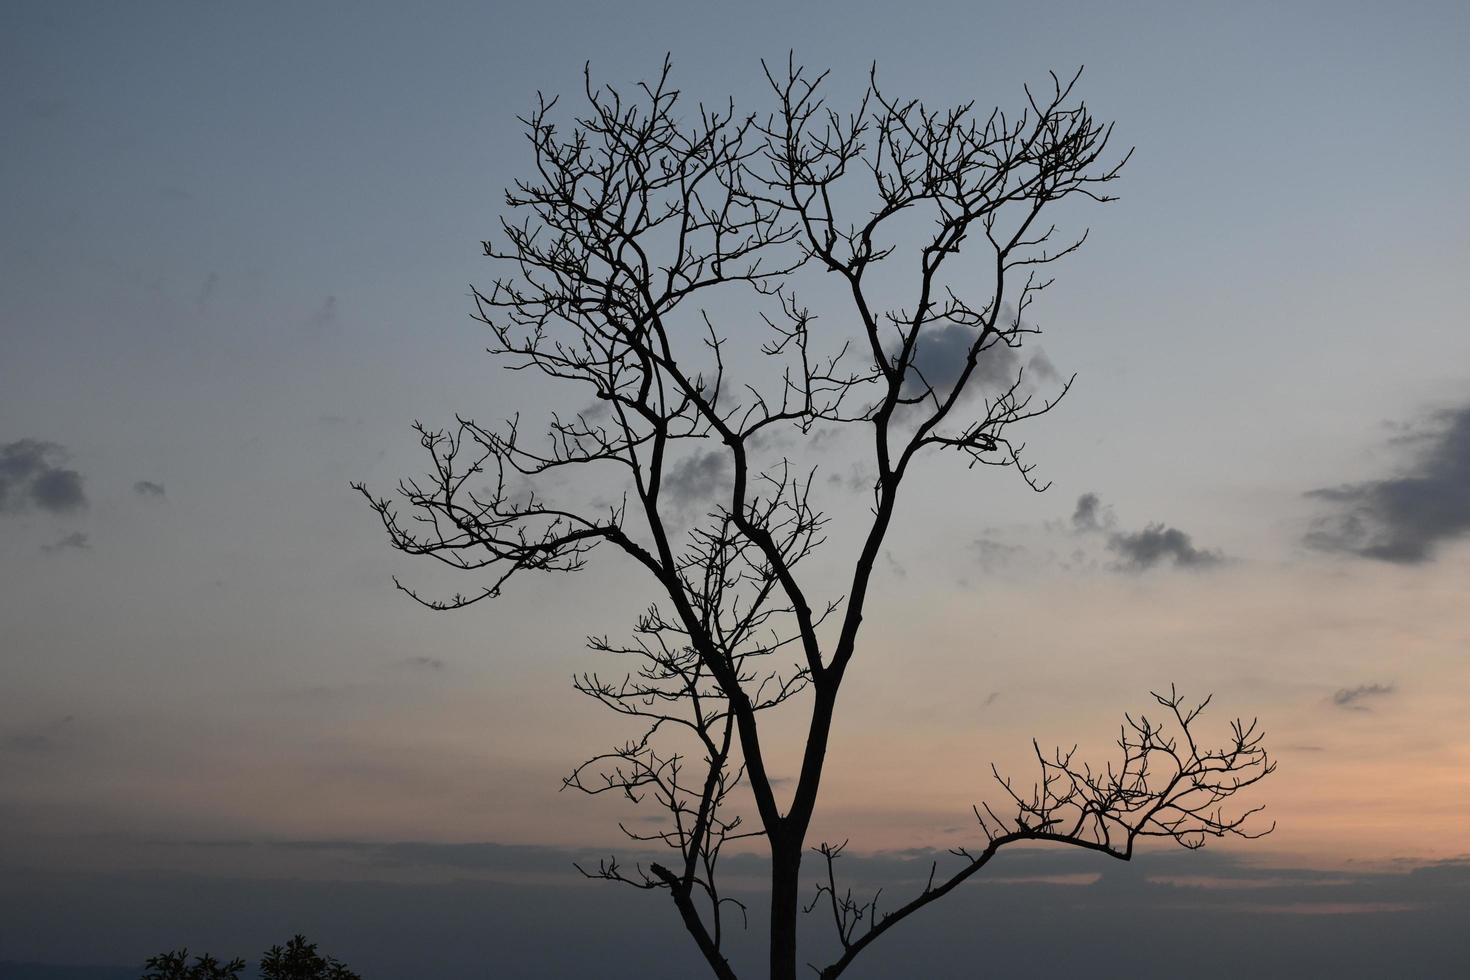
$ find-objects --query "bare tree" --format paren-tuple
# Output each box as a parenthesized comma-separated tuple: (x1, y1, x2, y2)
(357, 57, 1273, 979)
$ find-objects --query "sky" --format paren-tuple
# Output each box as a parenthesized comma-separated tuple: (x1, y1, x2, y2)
(2, 0, 1469, 976)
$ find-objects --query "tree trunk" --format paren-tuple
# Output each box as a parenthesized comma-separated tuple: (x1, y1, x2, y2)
(767, 678, 838, 978)
(769, 834, 803, 980)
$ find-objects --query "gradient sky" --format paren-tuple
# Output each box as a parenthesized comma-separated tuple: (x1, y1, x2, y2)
(3, 1, 1469, 976)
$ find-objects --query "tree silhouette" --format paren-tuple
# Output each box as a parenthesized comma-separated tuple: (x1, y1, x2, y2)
(141, 951, 245, 980)
(259, 935, 361, 980)
(140, 936, 358, 980)
(359, 57, 1273, 979)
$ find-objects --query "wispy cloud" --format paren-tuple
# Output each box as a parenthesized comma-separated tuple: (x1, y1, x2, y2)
(195, 271, 218, 312)
(2, 716, 75, 754)
(310, 295, 338, 328)
(1331, 683, 1395, 711)
(971, 535, 1026, 572)
(662, 449, 728, 512)
(42, 531, 90, 554)
(3, 732, 56, 753)
(133, 480, 166, 498)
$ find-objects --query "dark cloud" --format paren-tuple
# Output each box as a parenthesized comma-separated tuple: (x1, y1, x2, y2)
(403, 656, 445, 670)
(30, 469, 85, 511)
(1331, 683, 1395, 711)
(1108, 524, 1222, 571)
(1071, 492, 1114, 533)
(662, 449, 729, 509)
(0, 440, 87, 514)
(899, 311, 1058, 405)
(132, 480, 166, 498)
(1305, 405, 1470, 563)
(1070, 494, 1222, 572)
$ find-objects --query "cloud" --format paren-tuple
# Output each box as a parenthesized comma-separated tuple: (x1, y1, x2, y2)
(1070, 494, 1222, 572)
(133, 480, 166, 498)
(310, 295, 338, 327)
(1108, 524, 1223, 571)
(3, 732, 56, 753)
(661, 449, 729, 510)
(827, 462, 873, 493)
(970, 535, 1026, 573)
(1331, 683, 1395, 711)
(195, 271, 218, 312)
(403, 656, 445, 670)
(1305, 404, 1470, 563)
(0, 439, 87, 514)
(1071, 492, 1114, 533)
(2, 716, 75, 754)
(899, 312, 1058, 405)
(1027, 349, 1060, 384)
(42, 531, 90, 553)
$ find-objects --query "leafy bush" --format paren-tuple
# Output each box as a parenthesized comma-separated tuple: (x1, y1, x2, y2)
(259, 936, 359, 980)
(139, 936, 358, 980)
(140, 951, 245, 980)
